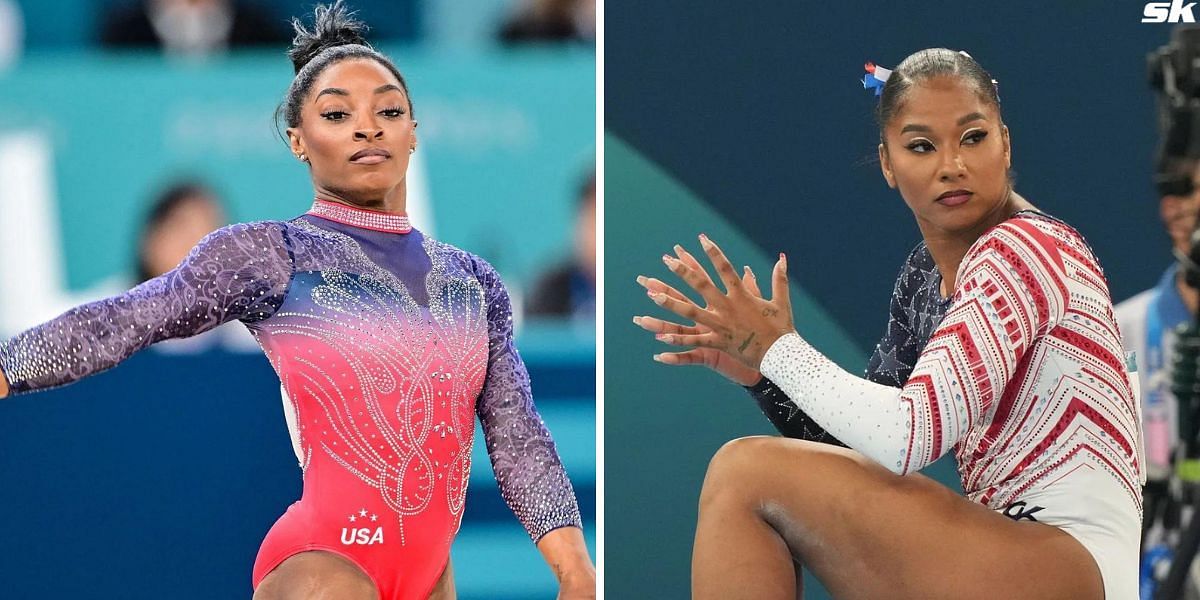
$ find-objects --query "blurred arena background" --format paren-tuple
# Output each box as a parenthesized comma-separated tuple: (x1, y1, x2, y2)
(0, 1, 594, 598)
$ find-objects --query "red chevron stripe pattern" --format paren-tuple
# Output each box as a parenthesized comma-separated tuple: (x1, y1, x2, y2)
(902, 217, 1142, 510)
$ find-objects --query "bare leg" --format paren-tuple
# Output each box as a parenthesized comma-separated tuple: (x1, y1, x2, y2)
(692, 437, 1103, 600)
(429, 559, 456, 600)
(253, 550, 378, 600)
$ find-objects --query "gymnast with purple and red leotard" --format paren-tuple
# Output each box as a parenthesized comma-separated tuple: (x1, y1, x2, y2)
(0, 3, 595, 599)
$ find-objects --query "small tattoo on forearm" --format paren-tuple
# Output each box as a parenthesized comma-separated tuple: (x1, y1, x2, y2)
(738, 331, 757, 354)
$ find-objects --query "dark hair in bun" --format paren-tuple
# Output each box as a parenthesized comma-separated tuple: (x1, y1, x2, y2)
(276, 0, 413, 133)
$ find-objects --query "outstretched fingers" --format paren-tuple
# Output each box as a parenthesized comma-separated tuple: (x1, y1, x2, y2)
(650, 289, 722, 330)
(698, 234, 742, 294)
(663, 253, 726, 310)
(742, 266, 762, 298)
(771, 253, 791, 309)
(653, 349, 714, 367)
(637, 275, 692, 305)
(633, 315, 706, 336)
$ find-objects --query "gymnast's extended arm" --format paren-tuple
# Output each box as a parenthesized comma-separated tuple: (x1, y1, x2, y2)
(744, 244, 933, 444)
(470, 256, 594, 592)
(0, 223, 292, 397)
(759, 222, 1064, 474)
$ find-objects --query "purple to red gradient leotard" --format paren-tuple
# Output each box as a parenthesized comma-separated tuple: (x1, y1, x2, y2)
(0, 200, 582, 598)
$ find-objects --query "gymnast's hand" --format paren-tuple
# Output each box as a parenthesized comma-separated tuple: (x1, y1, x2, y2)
(634, 267, 762, 386)
(635, 234, 794, 372)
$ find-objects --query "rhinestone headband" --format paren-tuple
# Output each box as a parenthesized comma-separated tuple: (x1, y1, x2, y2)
(306, 199, 412, 234)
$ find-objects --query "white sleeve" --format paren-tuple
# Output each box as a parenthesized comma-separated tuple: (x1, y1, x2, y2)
(760, 221, 1065, 474)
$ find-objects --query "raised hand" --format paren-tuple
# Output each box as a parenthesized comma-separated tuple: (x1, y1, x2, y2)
(636, 234, 795, 372)
(634, 258, 761, 386)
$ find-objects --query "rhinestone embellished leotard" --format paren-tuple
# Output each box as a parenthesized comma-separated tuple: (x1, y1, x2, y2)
(753, 212, 1142, 598)
(0, 200, 582, 599)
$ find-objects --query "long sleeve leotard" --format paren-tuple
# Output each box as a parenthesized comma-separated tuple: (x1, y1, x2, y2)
(748, 240, 951, 444)
(0, 200, 581, 598)
(754, 212, 1143, 598)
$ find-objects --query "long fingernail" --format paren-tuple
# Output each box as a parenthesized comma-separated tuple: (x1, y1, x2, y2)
(673, 244, 684, 255)
(652, 354, 664, 363)
(647, 289, 656, 298)
(636, 275, 647, 286)
(744, 265, 753, 277)
(699, 233, 711, 248)
(632, 316, 642, 325)
(780, 252, 787, 273)
(652, 293, 667, 305)
(656, 333, 672, 342)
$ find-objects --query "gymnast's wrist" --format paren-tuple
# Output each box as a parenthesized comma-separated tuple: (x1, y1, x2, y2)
(758, 331, 804, 379)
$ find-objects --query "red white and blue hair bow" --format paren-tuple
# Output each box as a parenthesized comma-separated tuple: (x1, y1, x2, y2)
(862, 61, 892, 97)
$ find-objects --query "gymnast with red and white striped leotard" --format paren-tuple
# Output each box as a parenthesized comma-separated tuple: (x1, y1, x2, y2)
(758, 213, 1143, 596)
(636, 48, 1141, 599)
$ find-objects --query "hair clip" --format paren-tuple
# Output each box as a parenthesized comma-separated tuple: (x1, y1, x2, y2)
(863, 61, 892, 97)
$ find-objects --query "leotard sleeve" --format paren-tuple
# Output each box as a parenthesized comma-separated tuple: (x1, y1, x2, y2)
(745, 247, 932, 445)
(0, 222, 293, 395)
(471, 256, 583, 543)
(746, 377, 847, 445)
(759, 220, 1066, 474)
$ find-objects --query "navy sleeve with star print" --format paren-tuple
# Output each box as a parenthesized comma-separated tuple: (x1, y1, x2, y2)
(748, 242, 951, 443)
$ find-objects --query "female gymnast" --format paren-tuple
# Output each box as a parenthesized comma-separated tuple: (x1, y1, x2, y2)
(0, 3, 595, 599)
(635, 49, 1142, 599)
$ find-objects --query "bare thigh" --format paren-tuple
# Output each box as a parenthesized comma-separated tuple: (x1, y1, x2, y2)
(429, 559, 456, 600)
(697, 436, 1103, 600)
(253, 551, 378, 600)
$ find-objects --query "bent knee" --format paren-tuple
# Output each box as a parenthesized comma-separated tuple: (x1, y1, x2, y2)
(699, 436, 782, 506)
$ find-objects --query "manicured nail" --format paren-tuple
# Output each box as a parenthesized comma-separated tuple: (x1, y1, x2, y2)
(744, 265, 753, 277)
(647, 289, 656, 298)
(673, 244, 685, 255)
(652, 354, 664, 363)
(652, 293, 667, 305)
(780, 253, 787, 273)
(632, 316, 642, 325)
(699, 233, 711, 248)
(636, 275, 647, 286)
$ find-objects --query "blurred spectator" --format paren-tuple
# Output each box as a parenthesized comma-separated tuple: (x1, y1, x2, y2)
(499, 0, 595, 45)
(99, 0, 287, 56)
(1115, 157, 1200, 478)
(0, 0, 23, 70)
(136, 180, 227, 282)
(526, 170, 595, 321)
(134, 179, 260, 352)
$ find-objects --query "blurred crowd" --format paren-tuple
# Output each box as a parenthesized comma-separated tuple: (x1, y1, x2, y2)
(0, 0, 597, 347)
(0, 0, 596, 64)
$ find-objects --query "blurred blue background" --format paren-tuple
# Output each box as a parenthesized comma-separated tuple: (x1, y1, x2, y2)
(0, 0, 595, 598)
(606, 1, 1173, 598)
